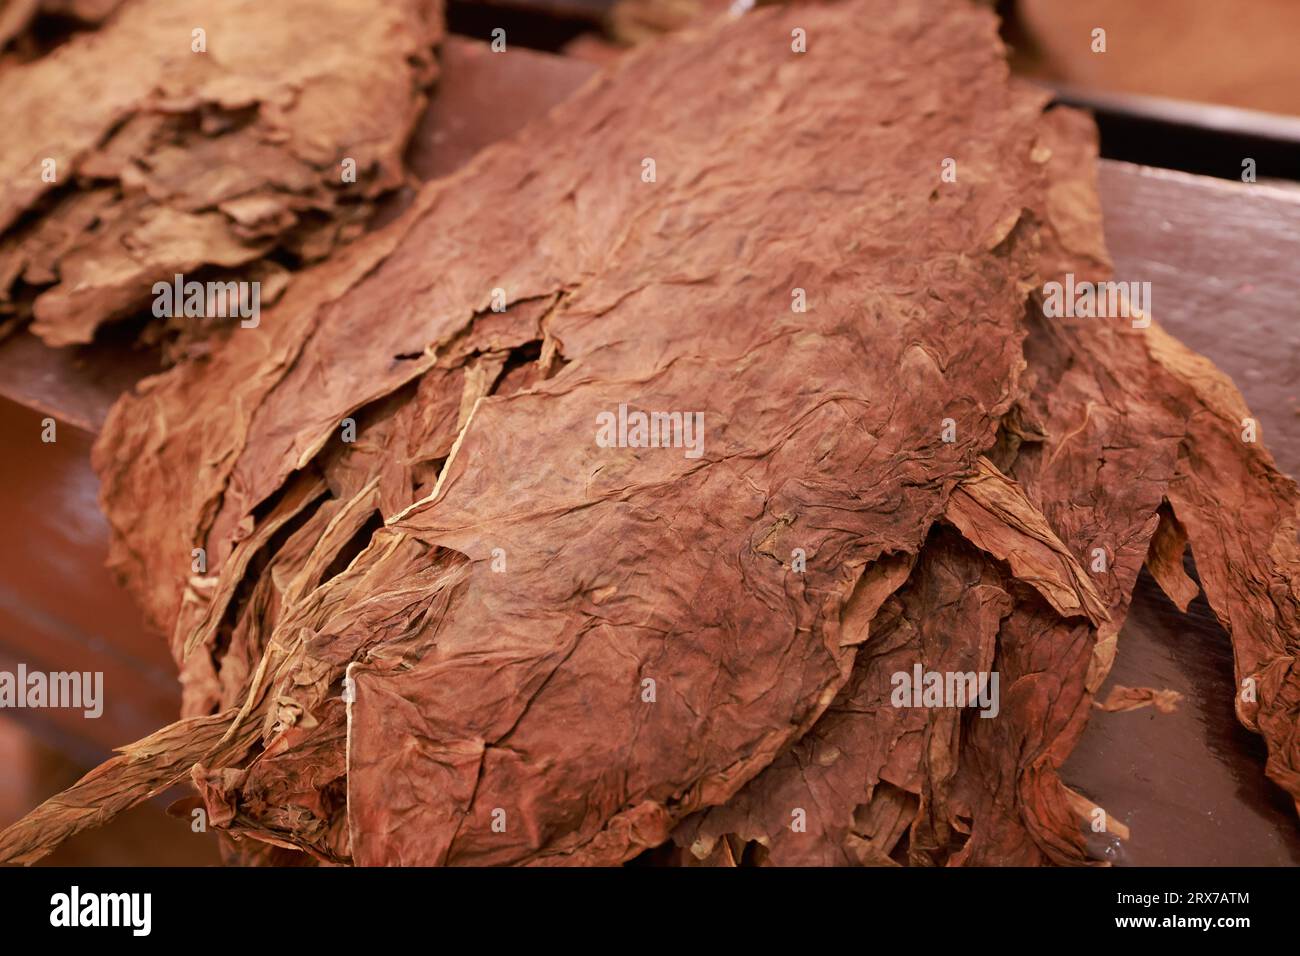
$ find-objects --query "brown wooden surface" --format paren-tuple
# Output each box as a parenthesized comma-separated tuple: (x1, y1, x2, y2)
(0, 399, 179, 753)
(0, 397, 220, 865)
(0, 328, 155, 435)
(1099, 163, 1300, 481)
(1065, 567, 1300, 866)
(0, 36, 1296, 866)
(408, 37, 596, 182)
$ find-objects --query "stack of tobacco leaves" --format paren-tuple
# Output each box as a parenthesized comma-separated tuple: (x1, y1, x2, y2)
(0, 0, 443, 347)
(1, 0, 1296, 866)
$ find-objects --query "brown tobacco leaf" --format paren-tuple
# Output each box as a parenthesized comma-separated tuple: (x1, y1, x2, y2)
(0, 0, 442, 346)
(1144, 504, 1200, 613)
(967, 106, 1300, 849)
(334, 0, 1059, 864)
(678, 529, 1010, 867)
(4, 0, 1300, 866)
(1010, 108, 1300, 810)
(0, 709, 261, 865)
(96, 0, 1049, 657)
(1143, 329, 1300, 809)
(193, 697, 352, 863)
(672, 111, 1105, 870)
(944, 456, 1109, 626)
(674, 496, 1106, 867)
(7, 0, 1067, 864)
(678, 104, 1300, 867)
(1095, 685, 1184, 715)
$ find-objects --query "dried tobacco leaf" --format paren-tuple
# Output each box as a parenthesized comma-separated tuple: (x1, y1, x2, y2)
(0, 0, 442, 346)
(1013, 108, 1300, 814)
(2, 0, 1297, 867)
(676, 99, 1300, 867)
(1095, 685, 1183, 715)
